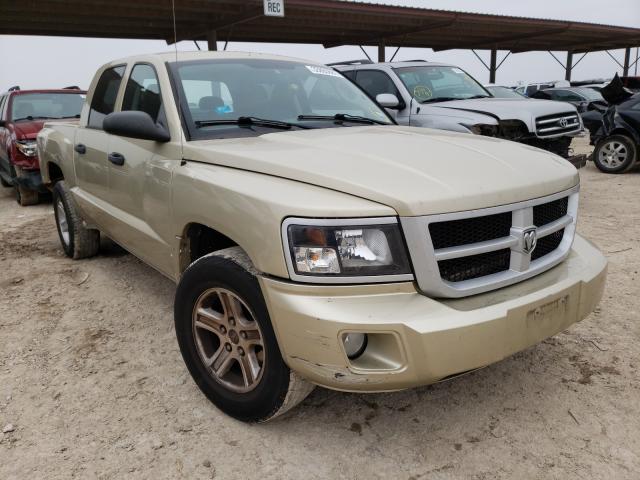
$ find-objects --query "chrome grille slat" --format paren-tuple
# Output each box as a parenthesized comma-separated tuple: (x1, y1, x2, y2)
(535, 112, 581, 137)
(434, 236, 517, 261)
(400, 186, 580, 298)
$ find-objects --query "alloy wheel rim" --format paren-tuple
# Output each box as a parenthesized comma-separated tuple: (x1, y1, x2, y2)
(56, 200, 70, 247)
(599, 141, 628, 168)
(192, 288, 265, 393)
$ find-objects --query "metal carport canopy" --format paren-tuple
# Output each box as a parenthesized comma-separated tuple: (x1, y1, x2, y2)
(2, 0, 639, 66)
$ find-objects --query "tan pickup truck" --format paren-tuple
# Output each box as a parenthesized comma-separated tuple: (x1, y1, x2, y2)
(38, 52, 607, 422)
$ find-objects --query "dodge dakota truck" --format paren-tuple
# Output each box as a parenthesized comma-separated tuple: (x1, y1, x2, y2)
(38, 52, 607, 423)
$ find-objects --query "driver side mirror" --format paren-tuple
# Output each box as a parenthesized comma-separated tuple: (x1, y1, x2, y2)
(103, 111, 170, 142)
(376, 93, 401, 110)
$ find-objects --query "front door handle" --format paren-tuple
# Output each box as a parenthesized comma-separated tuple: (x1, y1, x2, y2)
(74, 143, 86, 154)
(108, 152, 125, 166)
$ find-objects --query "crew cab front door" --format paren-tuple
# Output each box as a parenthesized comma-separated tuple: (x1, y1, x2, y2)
(105, 63, 176, 275)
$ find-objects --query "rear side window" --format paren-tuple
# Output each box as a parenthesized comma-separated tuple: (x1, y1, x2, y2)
(88, 65, 126, 129)
(122, 64, 164, 123)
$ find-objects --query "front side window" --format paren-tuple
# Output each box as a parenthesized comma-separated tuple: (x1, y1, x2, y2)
(10, 92, 85, 122)
(395, 66, 490, 103)
(169, 59, 393, 140)
(353, 70, 402, 101)
(88, 65, 126, 129)
(122, 64, 164, 123)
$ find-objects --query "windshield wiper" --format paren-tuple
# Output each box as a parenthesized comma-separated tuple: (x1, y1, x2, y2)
(465, 95, 491, 99)
(13, 115, 56, 122)
(419, 97, 460, 104)
(297, 113, 389, 125)
(195, 116, 309, 130)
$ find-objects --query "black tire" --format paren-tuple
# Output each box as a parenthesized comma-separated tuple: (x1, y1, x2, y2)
(0, 176, 10, 188)
(52, 181, 100, 259)
(15, 184, 39, 206)
(593, 134, 637, 174)
(175, 247, 314, 423)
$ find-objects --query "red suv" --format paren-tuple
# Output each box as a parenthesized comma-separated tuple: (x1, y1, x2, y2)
(0, 87, 86, 205)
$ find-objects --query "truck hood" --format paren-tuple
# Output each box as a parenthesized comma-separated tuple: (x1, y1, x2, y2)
(423, 98, 577, 125)
(13, 120, 47, 140)
(184, 126, 578, 216)
(14, 118, 79, 140)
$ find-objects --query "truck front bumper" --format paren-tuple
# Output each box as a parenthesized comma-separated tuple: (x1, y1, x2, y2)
(260, 235, 607, 392)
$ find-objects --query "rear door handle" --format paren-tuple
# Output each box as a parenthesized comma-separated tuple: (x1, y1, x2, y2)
(108, 152, 125, 166)
(74, 143, 86, 154)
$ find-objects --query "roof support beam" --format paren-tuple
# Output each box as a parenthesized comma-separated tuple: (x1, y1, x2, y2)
(565, 52, 573, 81)
(207, 30, 217, 51)
(624, 47, 631, 76)
(378, 38, 386, 62)
(472, 49, 510, 82)
(489, 49, 497, 83)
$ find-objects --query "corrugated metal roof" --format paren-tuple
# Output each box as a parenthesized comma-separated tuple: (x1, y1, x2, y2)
(1, 0, 638, 53)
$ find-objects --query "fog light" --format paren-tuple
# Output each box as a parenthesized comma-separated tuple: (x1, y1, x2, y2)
(342, 332, 368, 359)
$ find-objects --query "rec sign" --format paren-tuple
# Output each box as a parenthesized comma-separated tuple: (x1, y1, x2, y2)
(264, 0, 285, 17)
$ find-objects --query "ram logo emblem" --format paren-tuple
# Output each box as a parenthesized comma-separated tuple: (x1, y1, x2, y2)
(522, 227, 538, 254)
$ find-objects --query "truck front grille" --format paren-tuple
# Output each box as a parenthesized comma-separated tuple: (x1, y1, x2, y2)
(535, 113, 581, 137)
(429, 212, 512, 249)
(534, 197, 568, 226)
(400, 186, 579, 298)
(438, 249, 511, 283)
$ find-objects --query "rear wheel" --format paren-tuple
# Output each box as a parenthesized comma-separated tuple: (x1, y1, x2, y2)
(175, 247, 314, 422)
(0, 176, 10, 187)
(593, 134, 637, 173)
(52, 181, 100, 259)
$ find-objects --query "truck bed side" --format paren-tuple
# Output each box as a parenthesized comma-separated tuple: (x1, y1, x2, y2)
(37, 123, 78, 186)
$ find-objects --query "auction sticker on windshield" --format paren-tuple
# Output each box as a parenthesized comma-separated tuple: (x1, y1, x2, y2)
(306, 65, 343, 77)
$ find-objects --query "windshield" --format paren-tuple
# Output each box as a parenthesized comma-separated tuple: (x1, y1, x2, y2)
(394, 65, 490, 103)
(11, 92, 85, 121)
(486, 86, 524, 99)
(169, 59, 393, 139)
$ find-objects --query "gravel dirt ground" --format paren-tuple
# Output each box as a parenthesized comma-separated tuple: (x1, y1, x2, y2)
(0, 138, 639, 479)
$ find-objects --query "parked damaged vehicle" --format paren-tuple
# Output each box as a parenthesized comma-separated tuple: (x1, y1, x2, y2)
(530, 87, 607, 113)
(0, 86, 85, 205)
(335, 61, 586, 167)
(589, 76, 640, 173)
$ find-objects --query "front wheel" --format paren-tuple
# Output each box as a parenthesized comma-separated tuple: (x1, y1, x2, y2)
(174, 247, 314, 422)
(593, 134, 637, 173)
(15, 184, 39, 206)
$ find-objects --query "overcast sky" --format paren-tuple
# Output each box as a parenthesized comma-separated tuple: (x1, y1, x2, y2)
(1, 0, 639, 90)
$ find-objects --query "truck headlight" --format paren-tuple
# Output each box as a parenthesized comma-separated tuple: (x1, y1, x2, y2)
(16, 140, 38, 157)
(283, 218, 413, 282)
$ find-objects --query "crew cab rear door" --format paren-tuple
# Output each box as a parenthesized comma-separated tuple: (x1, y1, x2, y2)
(74, 65, 126, 215)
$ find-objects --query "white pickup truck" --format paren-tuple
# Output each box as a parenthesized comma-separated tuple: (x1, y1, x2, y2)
(38, 52, 606, 422)
(335, 61, 587, 167)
